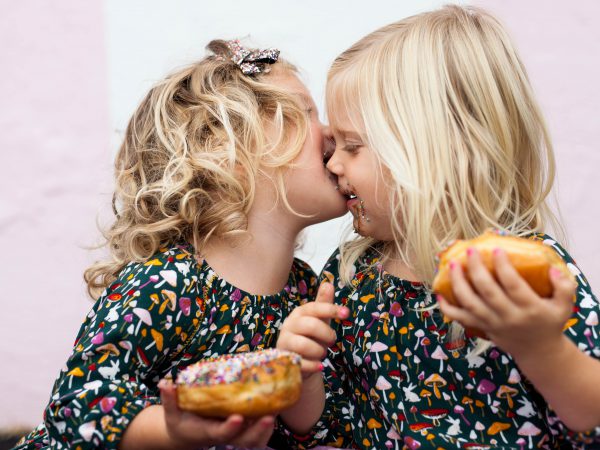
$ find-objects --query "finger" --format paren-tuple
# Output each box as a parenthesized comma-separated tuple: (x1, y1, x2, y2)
(232, 415, 275, 448)
(292, 316, 337, 346)
(315, 282, 334, 304)
(449, 259, 493, 319)
(298, 301, 349, 322)
(549, 266, 577, 314)
(438, 295, 487, 330)
(301, 359, 323, 375)
(314, 283, 339, 325)
(206, 414, 245, 443)
(493, 248, 538, 305)
(159, 379, 181, 419)
(466, 248, 512, 315)
(283, 334, 329, 361)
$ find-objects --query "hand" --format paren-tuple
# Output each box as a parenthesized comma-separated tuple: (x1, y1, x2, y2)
(159, 380, 274, 449)
(437, 247, 577, 359)
(277, 282, 349, 378)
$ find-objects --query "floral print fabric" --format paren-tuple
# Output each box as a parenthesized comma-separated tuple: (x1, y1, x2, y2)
(14, 244, 316, 450)
(279, 234, 600, 449)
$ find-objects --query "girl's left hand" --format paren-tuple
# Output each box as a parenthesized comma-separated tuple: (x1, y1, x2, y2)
(437, 247, 577, 359)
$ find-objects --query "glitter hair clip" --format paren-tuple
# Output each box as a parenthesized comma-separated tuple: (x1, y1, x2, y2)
(225, 39, 280, 75)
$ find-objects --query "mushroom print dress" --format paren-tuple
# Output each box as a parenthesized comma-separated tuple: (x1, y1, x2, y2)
(278, 234, 600, 449)
(14, 244, 317, 450)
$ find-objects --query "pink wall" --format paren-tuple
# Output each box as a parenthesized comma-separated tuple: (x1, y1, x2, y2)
(475, 0, 600, 289)
(0, 2, 110, 428)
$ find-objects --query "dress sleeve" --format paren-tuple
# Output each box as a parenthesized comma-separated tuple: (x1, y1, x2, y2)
(274, 251, 355, 449)
(533, 235, 600, 446)
(43, 255, 204, 449)
(289, 258, 319, 308)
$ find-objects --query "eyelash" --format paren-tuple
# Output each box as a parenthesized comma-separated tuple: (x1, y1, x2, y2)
(343, 144, 361, 153)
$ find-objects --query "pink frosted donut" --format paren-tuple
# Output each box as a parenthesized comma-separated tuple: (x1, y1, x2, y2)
(176, 348, 302, 418)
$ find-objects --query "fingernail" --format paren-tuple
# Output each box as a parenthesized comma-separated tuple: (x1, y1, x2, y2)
(550, 267, 563, 279)
(262, 417, 275, 427)
(466, 247, 474, 257)
(339, 306, 350, 318)
(449, 261, 457, 270)
(493, 248, 502, 256)
(436, 294, 444, 303)
(158, 379, 166, 389)
(319, 363, 325, 371)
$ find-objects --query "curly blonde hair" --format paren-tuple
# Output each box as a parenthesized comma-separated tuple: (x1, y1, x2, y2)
(85, 40, 308, 298)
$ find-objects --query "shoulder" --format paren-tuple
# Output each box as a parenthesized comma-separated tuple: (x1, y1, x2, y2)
(320, 248, 342, 283)
(320, 245, 377, 284)
(529, 233, 574, 264)
(291, 257, 317, 280)
(100, 244, 198, 306)
(290, 257, 318, 300)
(528, 233, 591, 286)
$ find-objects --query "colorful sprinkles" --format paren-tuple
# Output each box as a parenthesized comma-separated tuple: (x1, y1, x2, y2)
(176, 348, 301, 387)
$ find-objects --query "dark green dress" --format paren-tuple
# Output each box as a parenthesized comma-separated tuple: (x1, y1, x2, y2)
(278, 234, 600, 449)
(14, 243, 317, 450)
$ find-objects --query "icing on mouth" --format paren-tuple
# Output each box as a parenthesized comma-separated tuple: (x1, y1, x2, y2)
(337, 184, 371, 233)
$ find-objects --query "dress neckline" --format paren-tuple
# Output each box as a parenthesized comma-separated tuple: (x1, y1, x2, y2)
(176, 243, 296, 300)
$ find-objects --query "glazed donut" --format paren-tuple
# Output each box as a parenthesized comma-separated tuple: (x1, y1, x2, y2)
(176, 348, 302, 418)
(433, 230, 574, 306)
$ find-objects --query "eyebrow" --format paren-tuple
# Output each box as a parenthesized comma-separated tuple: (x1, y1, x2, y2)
(337, 129, 363, 139)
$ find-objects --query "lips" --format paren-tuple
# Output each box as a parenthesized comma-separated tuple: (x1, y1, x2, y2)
(346, 197, 360, 209)
(337, 186, 361, 211)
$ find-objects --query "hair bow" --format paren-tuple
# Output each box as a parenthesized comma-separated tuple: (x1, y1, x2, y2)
(226, 39, 280, 75)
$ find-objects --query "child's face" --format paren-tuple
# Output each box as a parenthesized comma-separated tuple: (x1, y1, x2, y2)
(327, 106, 394, 240)
(272, 74, 348, 224)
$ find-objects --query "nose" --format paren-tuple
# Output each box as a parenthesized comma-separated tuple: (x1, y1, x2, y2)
(325, 141, 343, 176)
(322, 128, 335, 164)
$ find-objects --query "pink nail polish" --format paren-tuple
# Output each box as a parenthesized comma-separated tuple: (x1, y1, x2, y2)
(450, 261, 456, 270)
(466, 247, 473, 257)
(319, 363, 325, 371)
(550, 267, 563, 279)
(493, 248, 501, 256)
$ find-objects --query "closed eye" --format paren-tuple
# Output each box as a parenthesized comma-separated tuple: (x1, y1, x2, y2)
(343, 144, 361, 153)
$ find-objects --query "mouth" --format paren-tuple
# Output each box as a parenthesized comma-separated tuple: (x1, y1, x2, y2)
(338, 186, 361, 210)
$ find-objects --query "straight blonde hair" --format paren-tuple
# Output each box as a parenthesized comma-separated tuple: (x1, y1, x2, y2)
(327, 6, 563, 345)
(85, 40, 308, 298)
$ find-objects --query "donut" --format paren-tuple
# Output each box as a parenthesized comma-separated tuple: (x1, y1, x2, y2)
(176, 348, 302, 418)
(433, 230, 574, 306)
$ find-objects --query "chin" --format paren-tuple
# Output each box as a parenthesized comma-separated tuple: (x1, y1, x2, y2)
(352, 217, 391, 240)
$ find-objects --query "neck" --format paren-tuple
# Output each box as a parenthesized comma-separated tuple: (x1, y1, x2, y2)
(201, 198, 303, 296)
(381, 247, 421, 282)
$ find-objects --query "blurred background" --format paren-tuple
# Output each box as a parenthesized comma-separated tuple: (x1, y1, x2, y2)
(1, 0, 598, 438)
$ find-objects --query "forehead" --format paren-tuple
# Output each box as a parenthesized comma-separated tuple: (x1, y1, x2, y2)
(326, 85, 365, 136)
(267, 70, 313, 105)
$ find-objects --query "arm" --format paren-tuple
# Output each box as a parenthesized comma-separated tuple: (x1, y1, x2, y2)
(120, 381, 273, 450)
(276, 282, 346, 433)
(438, 245, 600, 432)
(44, 250, 274, 449)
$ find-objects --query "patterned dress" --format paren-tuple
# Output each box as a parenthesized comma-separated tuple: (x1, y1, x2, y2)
(14, 243, 317, 450)
(278, 234, 600, 449)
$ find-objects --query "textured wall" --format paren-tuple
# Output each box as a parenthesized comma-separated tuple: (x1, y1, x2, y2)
(0, 1, 110, 428)
(475, 0, 600, 289)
